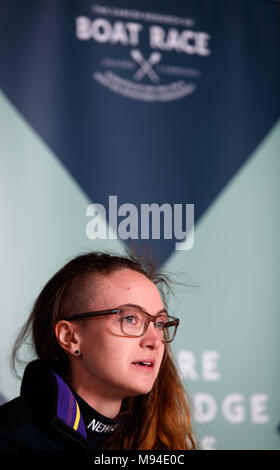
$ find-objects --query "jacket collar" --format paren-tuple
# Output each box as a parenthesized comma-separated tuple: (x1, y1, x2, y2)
(20, 360, 87, 440)
(52, 371, 87, 439)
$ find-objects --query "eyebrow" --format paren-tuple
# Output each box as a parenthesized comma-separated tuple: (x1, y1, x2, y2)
(116, 303, 167, 315)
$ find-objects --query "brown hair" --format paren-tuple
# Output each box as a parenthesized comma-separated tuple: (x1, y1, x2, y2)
(11, 250, 196, 450)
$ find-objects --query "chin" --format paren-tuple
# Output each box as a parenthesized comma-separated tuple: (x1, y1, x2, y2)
(125, 383, 155, 397)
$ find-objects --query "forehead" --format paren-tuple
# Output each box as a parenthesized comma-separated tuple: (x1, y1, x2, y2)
(91, 268, 163, 310)
(63, 268, 164, 314)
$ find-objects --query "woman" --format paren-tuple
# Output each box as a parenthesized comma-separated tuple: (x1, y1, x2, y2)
(0, 251, 196, 450)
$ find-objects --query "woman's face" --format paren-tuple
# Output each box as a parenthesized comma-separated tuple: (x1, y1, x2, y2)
(68, 268, 166, 401)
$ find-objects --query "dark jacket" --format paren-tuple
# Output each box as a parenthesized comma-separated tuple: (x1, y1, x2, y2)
(0, 360, 119, 450)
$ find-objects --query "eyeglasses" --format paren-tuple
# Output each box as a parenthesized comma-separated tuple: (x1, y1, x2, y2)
(63, 305, 180, 344)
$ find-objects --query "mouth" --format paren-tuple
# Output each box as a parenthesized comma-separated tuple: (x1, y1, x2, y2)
(131, 360, 155, 369)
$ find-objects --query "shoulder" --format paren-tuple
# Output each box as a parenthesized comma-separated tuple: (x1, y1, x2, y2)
(0, 396, 63, 450)
(0, 396, 28, 429)
(0, 396, 33, 449)
(0, 361, 88, 450)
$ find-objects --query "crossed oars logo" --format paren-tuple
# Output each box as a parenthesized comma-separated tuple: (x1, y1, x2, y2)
(130, 49, 162, 82)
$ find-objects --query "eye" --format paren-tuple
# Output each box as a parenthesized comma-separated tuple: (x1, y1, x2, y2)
(155, 319, 166, 330)
(124, 315, 137, 325)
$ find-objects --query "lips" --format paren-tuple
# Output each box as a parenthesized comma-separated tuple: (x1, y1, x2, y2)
(131, 359, 155, 368)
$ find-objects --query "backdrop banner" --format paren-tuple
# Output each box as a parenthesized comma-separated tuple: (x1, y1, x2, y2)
(0, 0, 279, 449)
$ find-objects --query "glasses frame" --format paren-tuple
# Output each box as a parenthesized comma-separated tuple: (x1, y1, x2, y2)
(62, 308, 180, 344)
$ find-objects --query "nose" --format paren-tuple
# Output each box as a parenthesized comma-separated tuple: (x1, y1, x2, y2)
(139, 320, 162, 349)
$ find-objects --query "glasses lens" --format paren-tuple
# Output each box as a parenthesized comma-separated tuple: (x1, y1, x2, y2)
(121, 309, 145, 335)
(162, 319, 177, 343)
(121, 309, 178, 343)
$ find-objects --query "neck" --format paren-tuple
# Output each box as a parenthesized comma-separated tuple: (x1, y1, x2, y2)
(70, 365, 122, 419)
(72, 384, 122, 419)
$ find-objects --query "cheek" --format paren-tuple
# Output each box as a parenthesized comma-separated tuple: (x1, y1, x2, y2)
(156, 347, 166, 372)
(81, 329, 130, 370)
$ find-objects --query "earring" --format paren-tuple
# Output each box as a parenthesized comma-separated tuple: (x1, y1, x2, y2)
(74, 349, 80, 356)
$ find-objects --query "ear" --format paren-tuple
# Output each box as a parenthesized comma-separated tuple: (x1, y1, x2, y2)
(55, 320, 81, 357)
